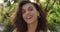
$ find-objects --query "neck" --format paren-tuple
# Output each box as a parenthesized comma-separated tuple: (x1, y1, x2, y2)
(27, 21, 38, 32)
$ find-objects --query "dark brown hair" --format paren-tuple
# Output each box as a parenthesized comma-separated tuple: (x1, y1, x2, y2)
(12, 1, 48, 32)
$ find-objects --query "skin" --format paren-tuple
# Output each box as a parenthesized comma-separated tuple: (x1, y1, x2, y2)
(22, 3, 39, 24)
(22, 3, 40, 32)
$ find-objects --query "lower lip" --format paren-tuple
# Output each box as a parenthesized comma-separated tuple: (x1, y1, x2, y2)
(27, 16, 32, 20)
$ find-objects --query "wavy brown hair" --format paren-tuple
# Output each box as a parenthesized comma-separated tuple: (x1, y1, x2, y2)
(12, 1, 48, 32)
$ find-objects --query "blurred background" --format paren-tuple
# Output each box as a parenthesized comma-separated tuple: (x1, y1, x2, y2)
(0, 0, 60, 32)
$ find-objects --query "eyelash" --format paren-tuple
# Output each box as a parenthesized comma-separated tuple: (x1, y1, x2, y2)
(29, 8, 33, 11)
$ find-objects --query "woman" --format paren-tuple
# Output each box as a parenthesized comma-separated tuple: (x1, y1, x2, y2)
(12, 1, 48, 32)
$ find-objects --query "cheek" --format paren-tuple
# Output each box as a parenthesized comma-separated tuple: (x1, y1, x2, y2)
(22, 14, 25, 20)
(32, 12, 38, 20)
(32, 11, 38, 17)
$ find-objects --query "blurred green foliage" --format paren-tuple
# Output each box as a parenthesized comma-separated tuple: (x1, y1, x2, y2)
(0, 1, 17, 32)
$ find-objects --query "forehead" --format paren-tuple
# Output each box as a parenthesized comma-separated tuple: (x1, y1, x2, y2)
(22, 3, 34, 9)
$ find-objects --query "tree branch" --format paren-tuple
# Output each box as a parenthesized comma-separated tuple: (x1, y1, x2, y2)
(47, 0, 56, 12)
(44, 0, 49, 12)
(45, 0, 56, 12)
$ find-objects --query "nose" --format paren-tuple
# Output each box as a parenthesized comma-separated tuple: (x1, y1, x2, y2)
(26, 11, 29, 15)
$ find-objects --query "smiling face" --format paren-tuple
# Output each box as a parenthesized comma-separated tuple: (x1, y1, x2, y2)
(22, 3, 39, 24)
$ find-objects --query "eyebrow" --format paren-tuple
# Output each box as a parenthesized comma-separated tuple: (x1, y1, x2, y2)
(28, 6, 33, 9)
(22, 6, 33, 10)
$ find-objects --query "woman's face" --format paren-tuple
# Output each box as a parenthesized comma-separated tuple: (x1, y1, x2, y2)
(22, 3, 39, 24)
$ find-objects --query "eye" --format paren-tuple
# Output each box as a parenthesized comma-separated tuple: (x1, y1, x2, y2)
(28, 7, 33, 11)
(22, 9, 26, 14)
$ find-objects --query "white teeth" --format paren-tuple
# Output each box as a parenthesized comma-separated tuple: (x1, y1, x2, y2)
(27, 16, 32, 19)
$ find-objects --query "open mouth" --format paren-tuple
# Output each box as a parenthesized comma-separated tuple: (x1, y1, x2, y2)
(26, 16, 33, 20)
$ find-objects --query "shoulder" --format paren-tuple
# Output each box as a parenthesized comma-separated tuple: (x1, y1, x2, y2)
(47, 29, 50, 32)
(39, 29, 50, 32)
(13, 28, 17, 32)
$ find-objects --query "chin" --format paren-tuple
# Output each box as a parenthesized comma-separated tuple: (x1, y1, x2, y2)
(27, 22, 32, 24)
(26, 21, 34, 24)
